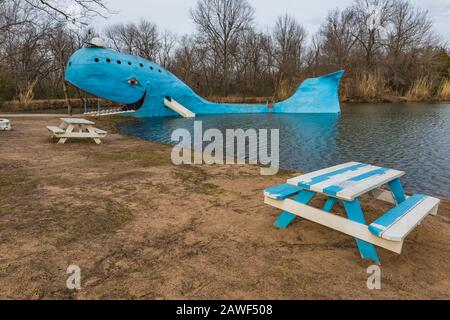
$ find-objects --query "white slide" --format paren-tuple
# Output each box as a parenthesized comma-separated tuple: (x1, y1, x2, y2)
(164, 97, 196, 118)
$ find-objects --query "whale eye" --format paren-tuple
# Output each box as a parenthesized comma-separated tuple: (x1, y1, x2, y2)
(128, 77, 140, 85)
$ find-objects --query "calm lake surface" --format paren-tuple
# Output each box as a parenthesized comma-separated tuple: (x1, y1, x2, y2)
(119, 103, 450, 198)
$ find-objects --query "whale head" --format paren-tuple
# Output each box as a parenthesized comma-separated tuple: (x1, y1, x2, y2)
(65, 46, 164, 111)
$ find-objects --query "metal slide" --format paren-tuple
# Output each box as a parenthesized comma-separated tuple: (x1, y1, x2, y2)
(164, 97, 196, 118)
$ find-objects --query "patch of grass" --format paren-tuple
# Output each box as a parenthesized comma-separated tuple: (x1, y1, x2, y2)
(137, 196, 157, 210)
(56, 200, 134, 245)
(145, 181, 171, 194)
(0, 171, 39, 196)
(0, 196, 134, 246)
(173, 165, 209, 184)
(92, 150, 171, 166)
(172, 165, 223, 195)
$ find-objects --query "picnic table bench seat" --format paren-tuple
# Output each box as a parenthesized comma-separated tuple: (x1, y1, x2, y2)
(369, 194, 440, 242)
(46, 126, 65, 135)
(93, 128, 107, 136)
(264, 184, 302, 200)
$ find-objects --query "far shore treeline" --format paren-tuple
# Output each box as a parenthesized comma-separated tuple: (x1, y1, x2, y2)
(1, 0, 450, 112)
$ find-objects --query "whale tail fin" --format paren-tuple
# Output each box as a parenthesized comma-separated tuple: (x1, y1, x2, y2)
(276, 70, 344, 113)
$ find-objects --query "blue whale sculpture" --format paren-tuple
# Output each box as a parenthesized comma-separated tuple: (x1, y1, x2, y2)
(65, 44, 344, 117)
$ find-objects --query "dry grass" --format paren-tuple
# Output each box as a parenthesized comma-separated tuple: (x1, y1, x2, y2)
(354, 73, 387, 100)
(273, 78, 299, 101)
(437, 79, 450, 101)
(407, 76, 434, 101)
(17, 80, 37, 109)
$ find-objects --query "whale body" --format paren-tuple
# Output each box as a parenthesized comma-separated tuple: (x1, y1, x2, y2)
(65, 45, 344, 117)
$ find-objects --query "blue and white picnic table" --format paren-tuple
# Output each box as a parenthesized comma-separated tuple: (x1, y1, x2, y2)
(264, 162, 440, 263)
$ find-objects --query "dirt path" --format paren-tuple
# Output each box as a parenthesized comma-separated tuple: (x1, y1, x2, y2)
(0, 117, 449, 299)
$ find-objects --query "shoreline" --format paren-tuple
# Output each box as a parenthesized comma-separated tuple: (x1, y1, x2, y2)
(1, 98, 450, 113)
(1, 116, 450, 299)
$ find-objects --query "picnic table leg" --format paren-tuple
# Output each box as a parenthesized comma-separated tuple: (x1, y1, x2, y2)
(57, 124, 74, 144)
(323, 197, 338, 212)
(388, 178, 406, 204)
(274, 190, 316, 229)
(86, 126, 102, 144)
(343, 199, 380, 263)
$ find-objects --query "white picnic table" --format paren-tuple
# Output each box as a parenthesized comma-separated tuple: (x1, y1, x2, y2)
(264, 162, 440, 263)
(47, 118, 107, 144)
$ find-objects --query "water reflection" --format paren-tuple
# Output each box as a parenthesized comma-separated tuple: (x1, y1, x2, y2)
(119, 103, 450, 197)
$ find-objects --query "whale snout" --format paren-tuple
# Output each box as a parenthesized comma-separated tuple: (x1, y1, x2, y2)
(65, 47, 148, 105)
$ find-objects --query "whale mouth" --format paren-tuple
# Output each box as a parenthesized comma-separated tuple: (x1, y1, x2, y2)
(122, 90, 147, 112)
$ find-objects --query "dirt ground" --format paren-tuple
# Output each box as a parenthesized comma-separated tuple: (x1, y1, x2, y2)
(1, 117, 450, 300)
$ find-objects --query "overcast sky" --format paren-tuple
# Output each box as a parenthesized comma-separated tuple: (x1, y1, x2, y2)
(94, 0, 450, 43)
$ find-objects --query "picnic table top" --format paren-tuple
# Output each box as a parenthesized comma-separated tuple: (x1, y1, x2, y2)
(60, 118, 95, 125)
(287, 162, 405, 201)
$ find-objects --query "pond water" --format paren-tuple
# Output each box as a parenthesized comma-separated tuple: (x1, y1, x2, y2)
(119, 103, 450, 198)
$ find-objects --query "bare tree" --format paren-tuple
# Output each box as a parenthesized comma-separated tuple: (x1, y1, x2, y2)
(0, 0, 33, 33)
(158, 30, 177, 69)
(134, 19, 160, 60)
(104, 22, 138, 53)
(273, 14, 307, 78)
(350, 0, 394, 70)
(45, 23, 78, 114)
(320, 9, 357, 69)
(104, 19, 160, 60)
(22, 0, 110, 25)
(387, 0, 436, 55)
(191, 0, 255, 94)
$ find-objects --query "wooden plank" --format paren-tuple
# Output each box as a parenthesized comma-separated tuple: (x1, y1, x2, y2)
(94, 128, 107, 135)
(307, 165, 382, 191)
(264, 197, 404, 254)
(264, 184, 302, 200)
(60, 118, 95, 125)
(55, 132, 104, 138)
(287, 162, 360, 186)
(372, 196, 440, 242)
(46, 126, 65, 134)
(336, 169, 405, 201)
